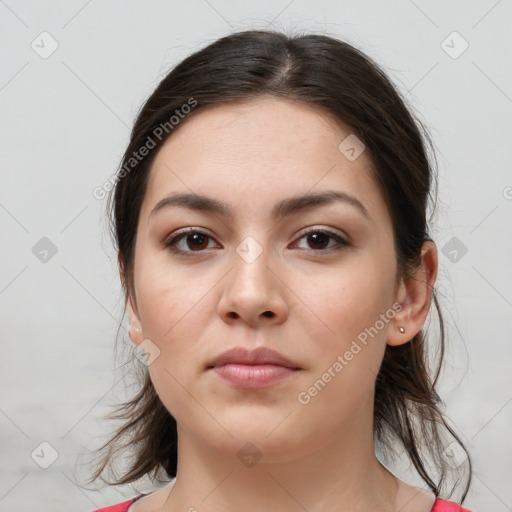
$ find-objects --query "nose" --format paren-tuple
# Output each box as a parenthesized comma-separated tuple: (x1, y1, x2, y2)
(217, 241, 289, 328)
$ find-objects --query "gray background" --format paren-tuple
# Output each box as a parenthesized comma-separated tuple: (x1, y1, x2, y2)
(1, 1, 511, 511)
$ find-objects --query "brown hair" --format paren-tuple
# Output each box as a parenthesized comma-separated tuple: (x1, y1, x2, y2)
(85, 29, 472, 503)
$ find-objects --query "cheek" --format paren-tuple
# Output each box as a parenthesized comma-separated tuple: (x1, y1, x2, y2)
(138, 281, 200, 335)
(137, 276, 213, 425)
(312, 255, 397, 341)
(292, 270, 394, 436)
(134, 248, 211, 337)
(301, 254, 396, 407)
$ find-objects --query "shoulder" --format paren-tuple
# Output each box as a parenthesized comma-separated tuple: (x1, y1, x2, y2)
(90, 496, 140, 512)
(431, 497, 474, 512)
(90, 481, 172, 512)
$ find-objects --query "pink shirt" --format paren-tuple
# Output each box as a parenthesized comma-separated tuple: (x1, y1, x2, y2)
(91, 495, 475, 511)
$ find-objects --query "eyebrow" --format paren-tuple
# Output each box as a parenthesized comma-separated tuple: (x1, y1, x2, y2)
(148, 190, 370, 222)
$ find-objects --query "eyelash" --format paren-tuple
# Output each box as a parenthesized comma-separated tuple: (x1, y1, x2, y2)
(163, 227, 351, 258)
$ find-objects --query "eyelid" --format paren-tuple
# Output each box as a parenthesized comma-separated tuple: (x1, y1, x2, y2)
(294, 225, 348, 242)
(164, 226, 214, 241)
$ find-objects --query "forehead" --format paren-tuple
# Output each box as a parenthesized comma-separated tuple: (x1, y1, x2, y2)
(140, 97, 389, 226)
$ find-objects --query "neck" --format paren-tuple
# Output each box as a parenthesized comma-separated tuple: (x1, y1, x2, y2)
(158, 402, 399, 512)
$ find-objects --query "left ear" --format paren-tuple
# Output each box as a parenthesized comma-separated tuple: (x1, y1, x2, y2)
(387, 240, 438, 347)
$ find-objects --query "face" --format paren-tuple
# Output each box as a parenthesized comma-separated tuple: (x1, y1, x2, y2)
(126, 96, 406, 463)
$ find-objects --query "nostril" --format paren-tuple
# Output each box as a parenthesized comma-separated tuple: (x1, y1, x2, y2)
(263, 311, 274, 317)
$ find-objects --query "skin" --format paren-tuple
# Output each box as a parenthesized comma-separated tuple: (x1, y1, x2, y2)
(124, 96, 438, 512)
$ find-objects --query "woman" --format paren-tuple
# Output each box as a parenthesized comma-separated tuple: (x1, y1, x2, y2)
(86, 29, 474, 512)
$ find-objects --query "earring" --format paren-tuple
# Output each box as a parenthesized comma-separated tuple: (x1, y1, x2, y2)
(134, 327, 142, 333)
(399, 326, 405, 333)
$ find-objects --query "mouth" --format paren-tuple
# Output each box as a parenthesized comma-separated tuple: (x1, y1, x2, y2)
(206, 346, 302, 389)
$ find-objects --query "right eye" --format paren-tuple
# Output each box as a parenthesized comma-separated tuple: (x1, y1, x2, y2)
(164, 228, 219, 257)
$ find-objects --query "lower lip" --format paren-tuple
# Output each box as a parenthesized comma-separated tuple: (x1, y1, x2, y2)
(211, 363, 298, 389)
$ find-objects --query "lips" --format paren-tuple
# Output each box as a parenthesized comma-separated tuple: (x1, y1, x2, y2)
(206, 346, 302, 389)
(206, 346, 301, 370)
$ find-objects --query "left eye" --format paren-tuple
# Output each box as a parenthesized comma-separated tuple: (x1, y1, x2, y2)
(293, 229, 350, 252)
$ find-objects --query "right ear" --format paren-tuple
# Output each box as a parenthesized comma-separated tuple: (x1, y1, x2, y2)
(119, 253, 143, 346)
(126, 298, 144, 346)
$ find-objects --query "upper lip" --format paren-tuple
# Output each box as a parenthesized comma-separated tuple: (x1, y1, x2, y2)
(206, 346, 301, 370)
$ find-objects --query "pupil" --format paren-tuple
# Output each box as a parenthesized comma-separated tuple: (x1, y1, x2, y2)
(308, 233, 328, 249)
(188, 233, 207, 250)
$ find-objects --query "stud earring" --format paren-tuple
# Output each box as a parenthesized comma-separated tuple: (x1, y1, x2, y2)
(399, 326, 405, 333)
(134, 327, 142, 333)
